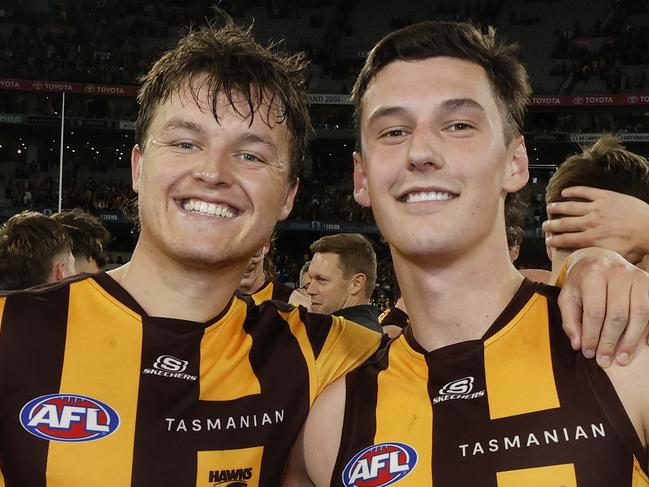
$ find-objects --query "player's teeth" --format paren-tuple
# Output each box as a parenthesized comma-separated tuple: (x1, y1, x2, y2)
(405, 191, 454, 203)
(182, 199, 235, 218)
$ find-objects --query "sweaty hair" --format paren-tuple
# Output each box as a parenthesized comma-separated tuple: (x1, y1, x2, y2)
(309, 233, 377, 297)
(351, 21, 531, 146)
(136, 15, 313, 183)
(52, 209, 111, 268)
(546, 135, 649, 208)
(0, 211, 72, 290)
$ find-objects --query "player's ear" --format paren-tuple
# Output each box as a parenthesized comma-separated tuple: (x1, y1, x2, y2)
(503, 135, 529, 193)
(51, 259, 67, 283)
(131, 144, 144, 193)
(353, 152, 371, 207)
(350, 273, 367, 296)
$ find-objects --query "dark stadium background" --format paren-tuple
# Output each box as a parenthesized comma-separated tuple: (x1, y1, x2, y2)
(1, 0, 647, 297)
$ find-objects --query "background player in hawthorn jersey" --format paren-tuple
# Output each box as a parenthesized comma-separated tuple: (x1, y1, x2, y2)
(0, 17, 381, 487)
(283, 21, 649, 486)
(238, 239, 293, 304)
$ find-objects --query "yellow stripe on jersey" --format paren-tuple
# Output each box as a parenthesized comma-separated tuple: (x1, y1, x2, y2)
(496, 463, 576, 486)
(633, 457, 649, 486)
(0, 297, 5, 335)
(374, 336, 433, 484)
(277, 308, 319, 405)
(484, 293, 560, 420)
(47, 278, 143, 486)
(0, 465, 4, 487)
(251, 283, 273, 305)
(196, 447, 263, 487)
(316, 315, 381, 395)
(199, 298, 261, 401)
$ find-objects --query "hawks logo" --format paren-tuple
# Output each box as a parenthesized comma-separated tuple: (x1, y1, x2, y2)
(20, 393, 120, 442)
(342, 442, 418, 487)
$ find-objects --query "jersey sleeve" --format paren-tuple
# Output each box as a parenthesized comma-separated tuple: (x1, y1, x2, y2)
(311, 313, 382, 395)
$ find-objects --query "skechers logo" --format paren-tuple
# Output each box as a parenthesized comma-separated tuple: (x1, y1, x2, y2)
(440, 376, 474, 395)
(155, 355, 188, 372)
(209, 468, 252, 486)
(143, 355, 196, 381)
(20, 393, 119, 442)
(342, 442, 417, 487)
(433, 376, 485, 404)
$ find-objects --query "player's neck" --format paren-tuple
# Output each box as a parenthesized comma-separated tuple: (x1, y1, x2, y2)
(394, 244, 524, 352)
(109, 242, 243, 323)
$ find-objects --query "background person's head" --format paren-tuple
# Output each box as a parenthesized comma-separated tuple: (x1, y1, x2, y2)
(349, 21, 531, 265)
(299, 260, 311, 291)
(307, 233, 377, 314)
(238, 242, 270, 294)
(545, 135, 649, 271)
(0, 211, 76, 290)
(53, 208, 111, 273)
(130, 16, 313, 271)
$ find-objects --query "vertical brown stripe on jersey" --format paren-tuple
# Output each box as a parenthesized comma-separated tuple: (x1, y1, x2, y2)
(427, 341, 493, 486)
(279, 308, 319, 404)
(483, 294, 559, 420)
(374, 337, 433, 484)
(243, 302, 314, 486)
(0, 286, 70, 487)
(129, 315, 205, 487)
(46, 279, 143, 486)
(300, 307, 332, 360)
(331, 343, 390, 484)
(541, 285, 639, 485)
(199, 299, 261, 401)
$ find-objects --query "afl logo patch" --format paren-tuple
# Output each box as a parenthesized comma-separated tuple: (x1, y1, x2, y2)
(342, 442, 418, 487)
(20, 393, 120, 442)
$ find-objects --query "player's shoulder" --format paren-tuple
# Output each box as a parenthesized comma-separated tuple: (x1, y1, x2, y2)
(0, 272, 94, 301)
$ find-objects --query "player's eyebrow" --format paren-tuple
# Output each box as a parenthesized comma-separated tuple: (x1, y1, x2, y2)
(236, 132, 279, 157)
(366, 98, 486, 128)
(159, 119, 205, 135)
(440, 98, 486, 114)
(366, 106, 413, 128)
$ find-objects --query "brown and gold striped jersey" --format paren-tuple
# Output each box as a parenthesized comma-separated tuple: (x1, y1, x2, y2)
(334, 279, 649, 487)
(0, 273, 381, 487)
(249, 279, 293, 305)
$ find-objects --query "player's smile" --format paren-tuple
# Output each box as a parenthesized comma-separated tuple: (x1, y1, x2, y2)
(177, 198, 240, 219)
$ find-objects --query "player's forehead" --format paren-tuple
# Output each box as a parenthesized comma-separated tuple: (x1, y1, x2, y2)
(310, 252, 344, 275)
(360, 57, 502, 126)
(149, 75, 290, 138)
